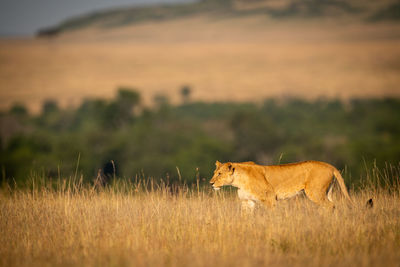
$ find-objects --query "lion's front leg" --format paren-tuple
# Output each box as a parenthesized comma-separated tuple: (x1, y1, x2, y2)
(241, 199, 256, 214)
(259, 189, 277, 209)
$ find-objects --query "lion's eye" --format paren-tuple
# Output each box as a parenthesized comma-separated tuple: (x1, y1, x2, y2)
(218, 172, 221, 175)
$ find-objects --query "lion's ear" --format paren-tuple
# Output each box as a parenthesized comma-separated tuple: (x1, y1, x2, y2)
(216, 160, 221, 167)
(228, 164, 235, 174)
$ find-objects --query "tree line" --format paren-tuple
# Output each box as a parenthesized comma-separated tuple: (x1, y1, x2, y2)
(1, 88, 399, 187)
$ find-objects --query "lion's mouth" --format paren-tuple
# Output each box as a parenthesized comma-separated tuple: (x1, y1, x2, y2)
(213, 186, 221, 191)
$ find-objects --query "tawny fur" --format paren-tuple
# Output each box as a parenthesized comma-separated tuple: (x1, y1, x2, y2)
(210, 160, 353, 211)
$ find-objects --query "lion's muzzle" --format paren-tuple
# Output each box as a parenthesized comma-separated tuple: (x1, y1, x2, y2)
(210, 181, 221, 191)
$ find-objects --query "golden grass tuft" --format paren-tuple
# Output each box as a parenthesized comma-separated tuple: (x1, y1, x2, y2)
(0, 172, 399, 267)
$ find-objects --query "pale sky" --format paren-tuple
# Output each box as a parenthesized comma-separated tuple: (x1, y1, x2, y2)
(0, 0, 193, 36)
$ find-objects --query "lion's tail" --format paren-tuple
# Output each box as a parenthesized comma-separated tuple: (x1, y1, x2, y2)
(333, 168, 354, 206)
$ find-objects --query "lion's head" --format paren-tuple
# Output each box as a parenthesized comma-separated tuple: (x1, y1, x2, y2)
(210, 161, 236, 190)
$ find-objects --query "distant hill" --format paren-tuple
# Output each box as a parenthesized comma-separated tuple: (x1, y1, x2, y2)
(37, 0, 400, 37)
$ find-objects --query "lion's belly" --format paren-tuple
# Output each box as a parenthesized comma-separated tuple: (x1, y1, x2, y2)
(275, 190, 303, 200)
(237, 189, 259, 202)
(273, 179, 305, 200)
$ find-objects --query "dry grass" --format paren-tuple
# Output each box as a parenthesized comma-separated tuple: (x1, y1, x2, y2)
(1, 16, 400, 112)
(1, 173, 399, 267)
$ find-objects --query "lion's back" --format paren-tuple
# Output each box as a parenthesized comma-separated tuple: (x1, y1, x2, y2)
(267, 161, 335, 194)
(238, 161, 335, 196)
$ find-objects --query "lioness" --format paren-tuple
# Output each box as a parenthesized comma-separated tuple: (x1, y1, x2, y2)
(210, 160, 353, 210)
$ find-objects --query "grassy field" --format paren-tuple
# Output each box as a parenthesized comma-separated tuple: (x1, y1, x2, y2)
(1, 170, 399, 267)
(2, 2, 399, 265)
(1, 16, 400, 112)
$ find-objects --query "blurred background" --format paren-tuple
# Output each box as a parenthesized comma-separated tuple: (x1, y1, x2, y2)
(0, 0, 399, 185)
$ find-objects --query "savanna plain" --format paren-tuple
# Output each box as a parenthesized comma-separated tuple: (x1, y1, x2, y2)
(1, 169, 399, 267)
(2, 2, 400, 266)
(1, 16, 400, 112)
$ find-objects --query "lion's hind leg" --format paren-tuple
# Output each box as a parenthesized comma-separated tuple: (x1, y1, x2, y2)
(304, 170, 336, 210)
(304, 186, 335, 210)
(326, 180, 334, 202)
